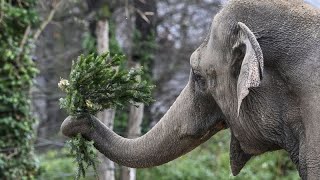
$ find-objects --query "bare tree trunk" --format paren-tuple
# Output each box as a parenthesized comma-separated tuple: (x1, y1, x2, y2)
(96, 19, 115, 180)
(121, 1, 156, 179)
(120, 62, 144, 179)
(180, 2, 189, 49)
(127, 103, 144, 139)
(120, 102, 144, 180)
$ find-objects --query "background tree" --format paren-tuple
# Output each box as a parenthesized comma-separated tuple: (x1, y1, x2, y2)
(120, 1, 157, 180)
(93, 2, 116, 180)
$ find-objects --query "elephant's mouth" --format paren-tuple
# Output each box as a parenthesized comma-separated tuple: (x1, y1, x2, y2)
(200, 120, 227, 141)
(214, 120, 227, 131)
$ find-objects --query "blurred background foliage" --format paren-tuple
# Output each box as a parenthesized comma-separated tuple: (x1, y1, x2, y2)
(1, 0, 319, 179)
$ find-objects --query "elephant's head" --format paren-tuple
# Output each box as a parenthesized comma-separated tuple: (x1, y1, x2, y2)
(188, 0, 304, 175)
(188, 18, 267, 174)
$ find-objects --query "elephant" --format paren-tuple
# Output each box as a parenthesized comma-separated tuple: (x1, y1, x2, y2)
(61, 0, 320, 179)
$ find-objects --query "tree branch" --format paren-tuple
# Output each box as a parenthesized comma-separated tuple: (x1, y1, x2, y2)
(0, 0, 3, 23)
(32, 0, 63, 41)
(19, 26, 31, 50)
(14, 25, 31, 69)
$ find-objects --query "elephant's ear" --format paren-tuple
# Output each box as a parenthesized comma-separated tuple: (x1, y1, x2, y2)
(235, 22, 264, 116)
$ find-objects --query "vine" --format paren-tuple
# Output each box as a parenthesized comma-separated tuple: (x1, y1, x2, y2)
(0, 0, 40, 179)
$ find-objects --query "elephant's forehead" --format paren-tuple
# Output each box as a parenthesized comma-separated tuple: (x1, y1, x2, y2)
(190, 48, 202, 69)
(190, 46, 217, 73)
(211, 14, 232, 44)
(190, 14, 230, 70)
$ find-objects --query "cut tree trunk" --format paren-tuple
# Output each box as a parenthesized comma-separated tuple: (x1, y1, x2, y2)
(96, 19, 115, 180)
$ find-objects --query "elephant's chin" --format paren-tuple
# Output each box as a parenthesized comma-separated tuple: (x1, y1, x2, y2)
(229, 134, 252, 175)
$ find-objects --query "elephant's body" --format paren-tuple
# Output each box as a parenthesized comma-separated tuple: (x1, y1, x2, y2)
(61, 0, 320, 179)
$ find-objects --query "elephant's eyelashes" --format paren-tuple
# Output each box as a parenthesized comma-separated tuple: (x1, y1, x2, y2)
(193, 71, 207, 91)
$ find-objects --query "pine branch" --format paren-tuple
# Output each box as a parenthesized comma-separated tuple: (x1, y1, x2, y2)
(32, 0, 63, 41)
(59, 52, 154, 179)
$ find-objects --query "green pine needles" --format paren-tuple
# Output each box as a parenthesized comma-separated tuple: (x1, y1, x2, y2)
(59, 53, 154, 179)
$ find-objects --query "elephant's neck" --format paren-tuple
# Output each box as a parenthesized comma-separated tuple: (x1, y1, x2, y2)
(232, 68, 303, 156)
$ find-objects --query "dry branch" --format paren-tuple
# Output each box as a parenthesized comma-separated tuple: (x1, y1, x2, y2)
(32, 0, 63, 40)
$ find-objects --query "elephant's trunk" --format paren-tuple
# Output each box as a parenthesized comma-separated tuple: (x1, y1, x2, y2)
(62, 80, 225, 168)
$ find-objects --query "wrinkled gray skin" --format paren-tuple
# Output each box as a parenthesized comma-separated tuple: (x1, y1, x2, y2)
(61, 0, 320, 179)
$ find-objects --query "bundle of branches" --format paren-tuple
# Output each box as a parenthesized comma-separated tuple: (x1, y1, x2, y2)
(59, 53, 154, 179)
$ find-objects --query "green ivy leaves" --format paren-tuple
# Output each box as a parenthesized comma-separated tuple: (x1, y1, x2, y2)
(0, 0, 39, 179)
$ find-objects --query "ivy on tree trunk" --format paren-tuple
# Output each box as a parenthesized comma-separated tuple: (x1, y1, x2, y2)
(0, 0, 40, 179)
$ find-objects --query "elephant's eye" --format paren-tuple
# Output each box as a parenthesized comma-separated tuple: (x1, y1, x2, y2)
(193, 70, 206, 90)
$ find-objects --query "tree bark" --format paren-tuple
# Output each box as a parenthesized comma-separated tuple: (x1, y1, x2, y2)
(120, 102, 144, 180)
(121, 0, 156, 179)
(96, 19, 115, 180)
